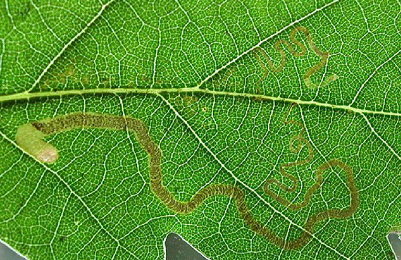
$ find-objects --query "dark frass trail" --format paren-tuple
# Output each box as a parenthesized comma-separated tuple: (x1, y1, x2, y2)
(16, 112, 360, 250)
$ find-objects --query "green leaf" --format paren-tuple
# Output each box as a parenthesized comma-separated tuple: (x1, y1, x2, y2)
(0, 0, 400, 259)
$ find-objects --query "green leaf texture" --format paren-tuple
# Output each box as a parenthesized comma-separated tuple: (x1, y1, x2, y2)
(0, 0, 400, 259)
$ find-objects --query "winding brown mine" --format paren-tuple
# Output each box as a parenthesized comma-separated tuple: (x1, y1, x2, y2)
(16, 113, 359, 250)
(263, 106, 359, 229)
(253, 26, 338, 88)
(264, 105, 314, 209)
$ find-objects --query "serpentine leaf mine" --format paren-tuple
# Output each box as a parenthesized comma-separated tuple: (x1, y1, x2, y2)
(253, 26, 338, 88)
(16, 112, 359, 250)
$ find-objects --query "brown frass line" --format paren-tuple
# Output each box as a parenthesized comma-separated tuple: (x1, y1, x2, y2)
(16, 113, 359, 250)
(264, 106, 359, 214)
(264, 105, 314, 210)
(253, 26, 339, 88)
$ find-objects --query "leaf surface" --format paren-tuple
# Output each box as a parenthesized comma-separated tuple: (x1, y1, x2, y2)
(0, 0, 400, 259)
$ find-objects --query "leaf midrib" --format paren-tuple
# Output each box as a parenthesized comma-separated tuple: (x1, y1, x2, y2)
(0, 87, 399, 117)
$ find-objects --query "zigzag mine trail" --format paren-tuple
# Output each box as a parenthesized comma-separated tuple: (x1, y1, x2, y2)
(253, 26, 338, 88)
(16, 112, 360, 250)
(263, 106, 314, 209)
(263, 106, 359, 213)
